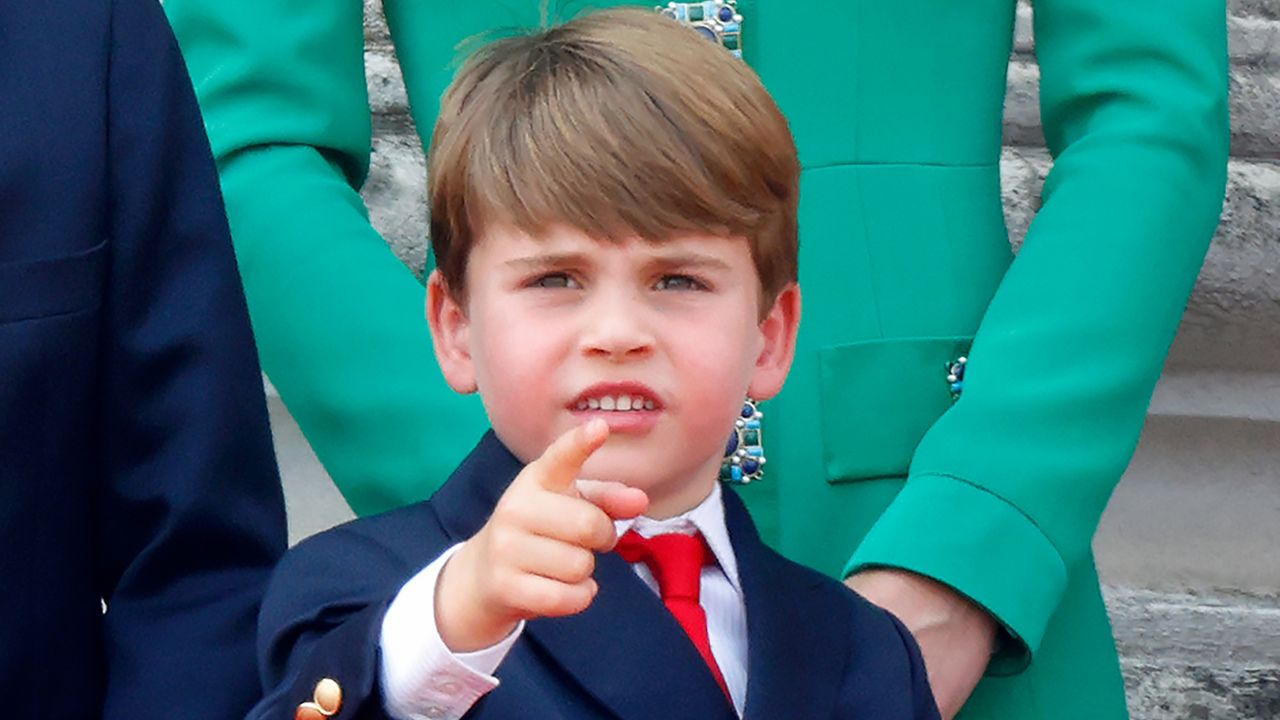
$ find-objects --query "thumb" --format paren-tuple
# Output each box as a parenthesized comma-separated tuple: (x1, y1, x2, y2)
(575, 479, 649, 521)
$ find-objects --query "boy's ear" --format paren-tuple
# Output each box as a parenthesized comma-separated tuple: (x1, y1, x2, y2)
(747, 283, 801, 401)
(425, 269, 478, 394)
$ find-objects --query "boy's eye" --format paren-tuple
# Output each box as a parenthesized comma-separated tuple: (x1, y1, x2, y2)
(654, 274, 706, 291)
(531, 273, 579, 289)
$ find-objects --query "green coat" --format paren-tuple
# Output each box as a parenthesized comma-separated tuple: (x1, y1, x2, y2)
(167, 1, 1228, 717)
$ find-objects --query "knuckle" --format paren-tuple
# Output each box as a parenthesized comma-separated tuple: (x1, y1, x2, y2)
(564, 583, 596, 614)
(543, 585, 579, 616)
(528, 582, 563, 615)
(490, 499, 518, 527)
(489, 526, 517, 558)
(588, 520, 612, 548)
(573, 510, 605, 546)
(492, 570, 522, 607)
(566, 549, 595, 582)
(522, 464, 549, 487)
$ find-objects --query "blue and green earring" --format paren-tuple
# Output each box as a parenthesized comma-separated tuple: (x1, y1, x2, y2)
(946, 356, 968, 401)
(656, 1, 744, 59)
(720, 398, 765, 484)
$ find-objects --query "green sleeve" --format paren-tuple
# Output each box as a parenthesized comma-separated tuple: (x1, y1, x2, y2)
(848, 0, 1228, 666)
(165, 0, 489, 515)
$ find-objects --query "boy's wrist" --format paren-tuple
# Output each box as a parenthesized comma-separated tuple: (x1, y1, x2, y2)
(435, 539, 520, 652)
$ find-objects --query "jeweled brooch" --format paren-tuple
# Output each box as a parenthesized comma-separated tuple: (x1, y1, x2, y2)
(656, 1, 743, 58)
(946, 356, 968, 401)
(720, 398, 765, 484)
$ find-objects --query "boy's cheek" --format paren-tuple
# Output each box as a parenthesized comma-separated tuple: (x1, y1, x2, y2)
(482, 382, 573, 462)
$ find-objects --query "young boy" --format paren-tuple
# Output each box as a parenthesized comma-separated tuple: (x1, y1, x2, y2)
(250, 9, 938, 720)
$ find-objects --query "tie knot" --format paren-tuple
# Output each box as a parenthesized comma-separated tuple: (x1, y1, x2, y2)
(615, 530, 711, 601)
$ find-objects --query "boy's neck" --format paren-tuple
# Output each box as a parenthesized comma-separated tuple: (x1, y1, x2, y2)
(641, 468, 720, 520)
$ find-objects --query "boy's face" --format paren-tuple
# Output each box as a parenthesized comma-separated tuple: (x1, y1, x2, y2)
(427, 224, 799, 517)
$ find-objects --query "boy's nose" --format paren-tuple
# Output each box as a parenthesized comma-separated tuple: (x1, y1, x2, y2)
(580, 294, 655, 361)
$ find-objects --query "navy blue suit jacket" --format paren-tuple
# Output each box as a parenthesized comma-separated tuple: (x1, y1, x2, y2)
(253, 432, 938, 720)
(0, 1, 287, 717)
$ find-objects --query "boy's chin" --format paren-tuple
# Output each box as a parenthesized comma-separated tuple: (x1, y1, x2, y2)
(578, 450, 658, 488)
(579, 446, 719, 501)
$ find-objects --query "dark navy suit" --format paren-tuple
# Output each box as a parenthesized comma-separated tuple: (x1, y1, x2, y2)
(252, 432, 939, 720)
(0, 0, 287, 718)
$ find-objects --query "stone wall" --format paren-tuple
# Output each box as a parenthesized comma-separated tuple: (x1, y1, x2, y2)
(268, 2, 1280, 717)
(359, 3, 1280, 373)
(1003, 1, 1280, 372)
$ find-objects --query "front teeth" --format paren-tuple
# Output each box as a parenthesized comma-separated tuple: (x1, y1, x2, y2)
(577, 394, 653, 412)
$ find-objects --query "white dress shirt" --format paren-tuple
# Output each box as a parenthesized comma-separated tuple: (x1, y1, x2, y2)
(379, 483, 749, 720)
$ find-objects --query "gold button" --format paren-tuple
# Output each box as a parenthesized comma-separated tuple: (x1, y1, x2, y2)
(295, 702, 327, 720)
(313, 677, 342, 715)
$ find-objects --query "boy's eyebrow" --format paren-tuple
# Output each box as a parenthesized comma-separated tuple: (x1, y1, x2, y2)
(646, 252, 734, 272)
(502, 251, 734, 272)
(502, 253, 589, 271)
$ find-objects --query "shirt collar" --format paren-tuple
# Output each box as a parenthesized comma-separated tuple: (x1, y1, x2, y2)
(613, 482, 742, 593)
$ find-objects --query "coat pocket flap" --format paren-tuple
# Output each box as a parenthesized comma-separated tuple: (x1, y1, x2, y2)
(0, 240, 107, 324)
(819, 336, 972, 482)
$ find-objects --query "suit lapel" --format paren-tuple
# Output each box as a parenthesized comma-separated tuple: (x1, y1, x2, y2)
(723, 488, 852, 720)
(429, 437, 857, 719)
(524, 551, 737, 720)
(429, 431, 522, 540)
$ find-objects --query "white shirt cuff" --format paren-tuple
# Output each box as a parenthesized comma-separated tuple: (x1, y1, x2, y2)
(380, 543, 525, 720)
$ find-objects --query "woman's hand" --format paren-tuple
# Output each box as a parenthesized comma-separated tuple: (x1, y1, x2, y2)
(847, 568, 998, 720)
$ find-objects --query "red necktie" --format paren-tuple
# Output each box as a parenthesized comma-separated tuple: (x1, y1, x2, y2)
(614, 530, 730, 700)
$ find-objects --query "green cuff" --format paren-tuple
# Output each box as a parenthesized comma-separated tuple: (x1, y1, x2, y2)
(844, 473, 1067, 675)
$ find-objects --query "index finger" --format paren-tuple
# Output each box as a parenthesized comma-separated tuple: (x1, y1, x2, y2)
(526, 418, 609, 493)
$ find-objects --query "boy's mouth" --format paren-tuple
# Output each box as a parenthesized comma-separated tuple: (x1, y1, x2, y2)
(568, 382, 663, 413)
